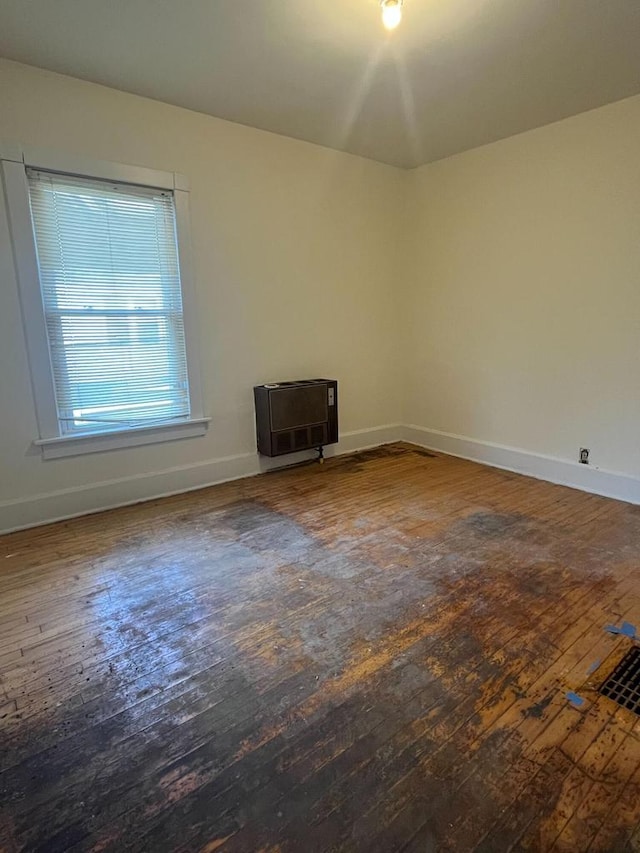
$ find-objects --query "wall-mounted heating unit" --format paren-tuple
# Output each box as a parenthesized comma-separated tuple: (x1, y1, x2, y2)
(254, 379, 338, 458)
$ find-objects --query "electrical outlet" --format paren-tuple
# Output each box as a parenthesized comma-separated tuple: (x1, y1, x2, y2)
(579, 448, 589, 465)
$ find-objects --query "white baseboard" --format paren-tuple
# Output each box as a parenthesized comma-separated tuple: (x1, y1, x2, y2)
(401, 424, 640, 505)
(0, 424, 401, 534)
(4, 421, 639, 534)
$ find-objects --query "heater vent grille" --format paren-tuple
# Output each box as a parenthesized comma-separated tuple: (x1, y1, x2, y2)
(275, 433, 292, 454)
(599, 646, 640, 715)
(310, 424, 326, 445)
(294, 428, 309, 449)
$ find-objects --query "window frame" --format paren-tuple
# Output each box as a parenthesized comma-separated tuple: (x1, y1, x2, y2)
(1, 143, 208, 459)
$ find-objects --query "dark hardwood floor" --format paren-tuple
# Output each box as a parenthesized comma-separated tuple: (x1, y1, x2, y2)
(1, 443, 640, 852)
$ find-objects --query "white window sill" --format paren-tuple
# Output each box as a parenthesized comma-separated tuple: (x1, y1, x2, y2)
(34, 417, 210, 460)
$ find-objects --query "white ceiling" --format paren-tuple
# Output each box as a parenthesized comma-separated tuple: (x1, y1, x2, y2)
(1, 0, 639, 168)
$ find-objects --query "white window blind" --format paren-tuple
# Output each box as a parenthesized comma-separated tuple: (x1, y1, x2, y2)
(26, 169, 191, 435)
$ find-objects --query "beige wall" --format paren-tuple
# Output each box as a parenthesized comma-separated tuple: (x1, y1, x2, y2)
(0, 59, 404, 527)
(403, 94, 640, 480)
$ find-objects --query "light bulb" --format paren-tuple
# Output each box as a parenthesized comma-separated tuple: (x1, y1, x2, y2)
(381, 0, 402, 30)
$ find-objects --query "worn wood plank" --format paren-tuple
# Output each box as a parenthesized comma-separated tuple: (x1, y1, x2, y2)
(1, 443, 640, 853)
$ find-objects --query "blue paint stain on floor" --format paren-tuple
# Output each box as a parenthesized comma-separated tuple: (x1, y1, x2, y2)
(587, 659, 601, 675)
(566, 691, 585, 707)
(604, 621, 637, 639)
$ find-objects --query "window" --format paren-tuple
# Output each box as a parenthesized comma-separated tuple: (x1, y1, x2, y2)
(28, 170, 190, 433)
(1, 146, 207, 458)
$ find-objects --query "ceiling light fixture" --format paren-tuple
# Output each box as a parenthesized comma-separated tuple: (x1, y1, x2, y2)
(380, 0, 403, 30)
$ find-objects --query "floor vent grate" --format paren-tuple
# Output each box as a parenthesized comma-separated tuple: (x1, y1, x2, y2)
(599, 646, 640, 715)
